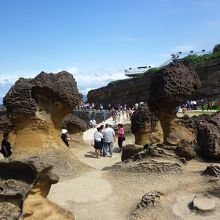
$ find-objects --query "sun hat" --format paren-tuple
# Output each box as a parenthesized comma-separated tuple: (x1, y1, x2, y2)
(61, 129, 68, 134)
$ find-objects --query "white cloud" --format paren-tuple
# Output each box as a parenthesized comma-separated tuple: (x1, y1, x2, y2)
(0, 67, 128, 103)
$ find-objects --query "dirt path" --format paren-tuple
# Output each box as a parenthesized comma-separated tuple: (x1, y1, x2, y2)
(48, 118, 132, 220)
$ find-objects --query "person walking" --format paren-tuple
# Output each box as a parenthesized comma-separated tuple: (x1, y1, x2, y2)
(117, 124, 125, 152)
(1, 132, 12, 158)
(103, 124, 115, 157)
(93, 127, 103, 158)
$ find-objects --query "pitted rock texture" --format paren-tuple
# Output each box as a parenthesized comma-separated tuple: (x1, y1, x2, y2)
(129, 191, 164, 220)
(3, 71, 81, 127)
(123, 144, 186, 164)
(175, 139, 196, 160)
(62, 113, 88, 134)
(136, 191, 163, 209)
(87, 55, 220, 106)
(166, 115, 196, 145)
(131, 105, 163, 145)
(114, 159, 182, 173)
(202, 165, 220, 177)
(196, 111, 220, 159)
(148, 62, 200, 142)
(121, 144, 144, 162)
(2, 71, 82, 156)
(0, 108, 14, 132)
(0, 157, 74, 220)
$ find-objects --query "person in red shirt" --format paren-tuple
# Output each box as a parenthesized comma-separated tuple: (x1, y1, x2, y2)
(117, 123, 125, 152)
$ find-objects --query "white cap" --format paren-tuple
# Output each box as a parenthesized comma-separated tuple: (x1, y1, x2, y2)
(61, 129, 68, 134)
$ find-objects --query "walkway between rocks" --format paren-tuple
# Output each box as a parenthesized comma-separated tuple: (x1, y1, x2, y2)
(48, 117, 131, 220)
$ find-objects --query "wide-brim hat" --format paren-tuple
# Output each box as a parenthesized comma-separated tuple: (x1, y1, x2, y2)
(61, 129, 68, 134)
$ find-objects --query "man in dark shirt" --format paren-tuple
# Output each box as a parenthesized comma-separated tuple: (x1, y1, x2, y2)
(1, 132, 12, 158)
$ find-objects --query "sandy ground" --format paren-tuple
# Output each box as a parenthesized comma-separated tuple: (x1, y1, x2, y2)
(48, 114, 220, 220)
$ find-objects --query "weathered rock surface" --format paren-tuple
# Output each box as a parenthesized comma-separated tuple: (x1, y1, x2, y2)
(114, 159, 182, 173)
(148, 62, 200, 143)
(87, 56, 220, 105)
(3, 71, 81, 155)
(175, 139, 196, 160)
(202, 165, 220, 177)
(0, 157, 74, 220)
(189, 194, 216, 212)
(62, 113, 87, 134)
(0, 107, 14, 132)
(136, 191, 163, 209)
(124, 144, 186, 164)
(121, 144, 144, 162)
(131, 105, 163, 145)
(196, 111, 220, 159)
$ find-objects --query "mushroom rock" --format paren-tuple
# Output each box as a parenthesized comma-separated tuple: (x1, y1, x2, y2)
(148, 62, 201, 143)
(61, 113, 88, 143)
(62, 113, 87, 134)
(131, 105, 163, 145)
(0, 157, 74, 219)
(3, 71, 81, 156)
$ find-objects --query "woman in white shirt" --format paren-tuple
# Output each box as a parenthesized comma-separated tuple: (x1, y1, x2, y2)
(94, 127, 103, 158)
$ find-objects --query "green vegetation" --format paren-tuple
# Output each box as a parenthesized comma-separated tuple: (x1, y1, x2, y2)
(134, 67, 160, 78)
(182, 51, 220, 63)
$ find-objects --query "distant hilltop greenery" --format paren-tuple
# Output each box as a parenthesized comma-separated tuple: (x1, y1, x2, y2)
(107, 43, 220, 86)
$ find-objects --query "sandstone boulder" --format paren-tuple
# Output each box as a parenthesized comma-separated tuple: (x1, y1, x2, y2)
(148, 62, 200, 143)
(202, 165, 220, 177)
(189, 194, 216, 212)
(3, 71, 81, 156)
(121, 144, 143, 162)
(175, 139, 196, 160)
(62, 113, 88, 134)
(131, 105, 163, 145)
(0, 157, 74, 219)
(196, 111, 220, 159)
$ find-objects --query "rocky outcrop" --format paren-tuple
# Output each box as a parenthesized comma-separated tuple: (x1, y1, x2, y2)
(62, 113, 87, 134)
(175, 139, 196, 160)
(3, 71, 81, 155)
(0, 107, 14, 132)
(202, 165, 220, 177)
(189, 194, 216, 212)
(131, 105, 163, 145)
(148, 62, 200, 143)
(87, 56, 220, 105)
(196, 111, 220, 159)
(0, 157, 74, 220)
(121, 144, 143, 162)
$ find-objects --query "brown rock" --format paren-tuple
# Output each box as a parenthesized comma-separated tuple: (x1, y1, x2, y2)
(121, 144, 144, 162)
(3, 71, 81, 156)
(0, 157, 74, 220)
(196, 111, 220, 159)
(148, 62, 200, 143)
(131, 105, 163, 145)
(175, 139, 196, 160)
(189, 194, 216, 212)
(202, 164, 220, 177)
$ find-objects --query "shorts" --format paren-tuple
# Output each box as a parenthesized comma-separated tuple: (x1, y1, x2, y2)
(94, 141, 102, 149)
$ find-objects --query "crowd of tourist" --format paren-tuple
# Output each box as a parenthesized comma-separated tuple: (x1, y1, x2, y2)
(93, 123, 125, 159)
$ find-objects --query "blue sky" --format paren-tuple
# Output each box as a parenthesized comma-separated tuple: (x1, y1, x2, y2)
(0, 0, 220, 103)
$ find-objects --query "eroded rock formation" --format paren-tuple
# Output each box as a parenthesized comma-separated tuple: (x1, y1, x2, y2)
(196, 111, 220, 159)
(0, 157, 74, 220)
(148, 62, 200, 143)
(131, 105, 163, 145)
(62, 113, 87, 134)
(87, 55, 220, 105)
(3, 71, 81, 155)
